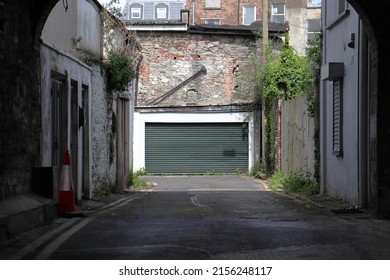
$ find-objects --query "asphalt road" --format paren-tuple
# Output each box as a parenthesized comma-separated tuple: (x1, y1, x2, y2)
(7, 176, 390, 260)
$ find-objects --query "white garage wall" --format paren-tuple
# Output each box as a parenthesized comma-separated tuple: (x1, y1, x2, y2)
(133, 111, 254, 172)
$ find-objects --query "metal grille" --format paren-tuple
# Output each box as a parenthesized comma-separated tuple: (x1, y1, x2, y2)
(332, 79, 343, 156)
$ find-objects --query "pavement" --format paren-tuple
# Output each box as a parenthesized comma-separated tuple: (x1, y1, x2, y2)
(0, 191, 138, 260)
(0, 175, 386, 260)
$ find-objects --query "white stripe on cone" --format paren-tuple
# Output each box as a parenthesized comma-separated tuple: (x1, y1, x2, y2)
(59, 165, 72, 191)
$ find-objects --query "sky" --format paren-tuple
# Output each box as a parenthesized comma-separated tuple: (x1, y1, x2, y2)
(98, 0, 127, 9)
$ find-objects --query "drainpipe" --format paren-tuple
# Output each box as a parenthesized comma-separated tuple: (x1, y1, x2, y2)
(320, 2, 327, 195)
(237, 0, 240, 25)
(192, 0, 195, 25)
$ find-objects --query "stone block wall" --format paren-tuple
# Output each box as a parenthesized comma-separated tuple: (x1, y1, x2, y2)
(0, 1, 41, 201)
(91, 64, 117, 191)
(136, 31, 257, 107)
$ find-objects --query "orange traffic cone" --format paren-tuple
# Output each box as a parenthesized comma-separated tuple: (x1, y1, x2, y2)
(58, 150, 76, 214)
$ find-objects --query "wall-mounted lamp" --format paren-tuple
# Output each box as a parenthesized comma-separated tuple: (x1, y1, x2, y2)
(347, 33, 355, 49)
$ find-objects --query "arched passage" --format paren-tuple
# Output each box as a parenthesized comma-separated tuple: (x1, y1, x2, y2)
(343, 1, 390, 218)
(0, 0, 60, 200)
(1, 0, 390, 218)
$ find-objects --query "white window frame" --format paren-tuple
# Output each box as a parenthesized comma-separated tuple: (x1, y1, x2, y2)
(205, 0, 221, 9)
(156, 7, 167, 19)
(307, 19, 321, 42)
(131, 7, 141, 19)
(308, 0, 321, 7)
(271, 4, 285, 23)
(205, 19, 221, 25)
(242, 5, 256, 26)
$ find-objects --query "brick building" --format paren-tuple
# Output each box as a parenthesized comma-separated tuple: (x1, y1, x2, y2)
(188, 0, 263, 26)
(128, 22, 284, 174)
(189, 0, 321, 54)
(123, 0, 321, 54)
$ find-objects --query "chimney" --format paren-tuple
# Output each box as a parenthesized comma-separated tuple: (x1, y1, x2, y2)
(180, 9, 190, 24)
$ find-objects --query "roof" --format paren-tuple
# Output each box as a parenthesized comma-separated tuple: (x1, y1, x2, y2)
(189, 22, 285, 36)
(124, 20, 286, 37)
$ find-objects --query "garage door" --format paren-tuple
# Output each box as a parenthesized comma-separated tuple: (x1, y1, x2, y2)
(145, 123, 248, 174)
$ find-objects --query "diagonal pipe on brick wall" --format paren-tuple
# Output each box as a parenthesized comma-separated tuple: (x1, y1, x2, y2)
(146, 65, 207, 106)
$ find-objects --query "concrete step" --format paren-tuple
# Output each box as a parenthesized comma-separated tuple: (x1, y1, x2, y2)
(0, 194, 57, 242)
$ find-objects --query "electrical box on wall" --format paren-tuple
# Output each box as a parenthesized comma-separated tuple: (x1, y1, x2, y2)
(321, 62, 344, 81)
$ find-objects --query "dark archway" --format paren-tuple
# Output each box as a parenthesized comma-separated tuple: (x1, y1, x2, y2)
(1, 0, 390, 218)
(0, 0, 60, 200)
(345, 1, 390, 218)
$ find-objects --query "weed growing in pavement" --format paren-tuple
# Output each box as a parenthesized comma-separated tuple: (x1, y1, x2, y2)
(92, 184, 120, 201)
(270, 170, 319, 195)
(135, 167, 148, 176)
(249, 162, 266, 176)
(205, 170, 216, 176)
(129, 170, 147, 189)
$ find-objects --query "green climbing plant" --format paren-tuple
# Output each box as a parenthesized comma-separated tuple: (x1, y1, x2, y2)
(106, 51, 135, 95)
(259, 36, 313, 101)
(305, 32, 322, 182)
(256, 36, 314, 174)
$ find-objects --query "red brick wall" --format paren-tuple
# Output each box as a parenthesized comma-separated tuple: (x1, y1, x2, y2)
(186, 0, 263, 25)
(136, 31, 256, 106)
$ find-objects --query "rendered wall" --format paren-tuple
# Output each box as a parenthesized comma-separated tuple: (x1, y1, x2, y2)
(321, 3, 361, 204)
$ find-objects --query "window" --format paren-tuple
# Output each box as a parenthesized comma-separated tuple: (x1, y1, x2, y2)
(205, 19, 221, 25)
(155, 4, 168, 19)
(307, 19, 321, 42)
(271, 4, 285, 23)
(131, 7, 141, 19)
(308, 0, 321, 7)
(339, 0, 346, 14)
(332, 79, 343, 156)
(156, 8, 167, 19)
(205, 0, 220, 9)
(338, 0, 350, 15)
(243, 5, 256, 26)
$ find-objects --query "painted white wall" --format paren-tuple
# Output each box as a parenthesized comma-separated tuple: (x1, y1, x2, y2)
(40, 42, 93, 201)
(133, 111, 254, 172)
(321, 3, 362, 203)
(77, 0, 103, 56)
(42, 0, 102, 57)
(286, 7, 321, 55)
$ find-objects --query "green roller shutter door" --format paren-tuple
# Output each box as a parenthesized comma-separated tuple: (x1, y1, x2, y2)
(145, 123, 248, 174)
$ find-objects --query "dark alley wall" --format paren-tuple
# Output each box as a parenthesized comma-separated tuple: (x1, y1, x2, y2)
(0, 0, 41, 200)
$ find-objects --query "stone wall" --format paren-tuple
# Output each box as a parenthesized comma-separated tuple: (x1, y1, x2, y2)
(90, 64, 117, 191)
(136, 31, 257, 107)
(0, 0, 41, 200)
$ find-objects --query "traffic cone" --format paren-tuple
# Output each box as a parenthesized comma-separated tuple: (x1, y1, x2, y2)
(58, 149, 76, 214)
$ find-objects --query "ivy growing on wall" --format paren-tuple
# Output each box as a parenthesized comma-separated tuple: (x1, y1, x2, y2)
(258, 36, 313, 101)
(106, 51, 135, 94)
(256, 36, 314, 173)
(305, 32, 322, 182)
(100, 4, 139, 96)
